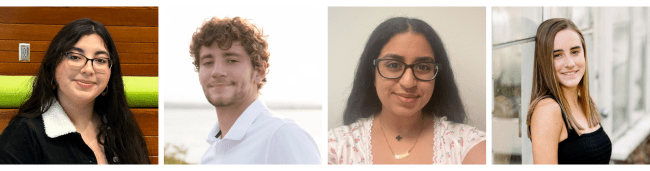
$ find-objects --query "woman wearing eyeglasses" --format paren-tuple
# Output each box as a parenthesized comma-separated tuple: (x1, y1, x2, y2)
(0, 18, 150, 164)
(327, 17, 486, 164)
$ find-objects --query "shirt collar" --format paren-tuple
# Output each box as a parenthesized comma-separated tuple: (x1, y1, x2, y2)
(207, 98, 267, 143)
(42, 100, 77, 138)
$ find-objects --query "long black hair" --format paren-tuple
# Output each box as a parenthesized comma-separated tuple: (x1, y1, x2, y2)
(343, 17, 466, 125)
(12, 18, 150, 164)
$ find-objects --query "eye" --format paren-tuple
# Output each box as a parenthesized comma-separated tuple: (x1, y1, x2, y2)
(227, 59, 239, 63)
(202, 61, 214, 66)
(571, 50, 580, 55)
(415, 63, 432, 71)
(67, 53, 82, 60)
(384, 61, 403, 69)
(553, 53, 561, 58)
(95, 58, 109, 64)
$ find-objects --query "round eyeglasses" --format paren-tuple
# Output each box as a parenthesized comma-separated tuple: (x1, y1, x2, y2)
(63, 52, 113, 74)
(373, 58, 440, 81)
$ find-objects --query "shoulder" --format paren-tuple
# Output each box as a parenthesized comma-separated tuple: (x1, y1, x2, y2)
(0, 116, 45, 164)
(434, 117, 486, 164)
(435, 117, 485, 142)
(0, 116, 44, 139)
(327, 118, 372, 164)
(328, 117, 370, 141)
(530, 98, 563, 127)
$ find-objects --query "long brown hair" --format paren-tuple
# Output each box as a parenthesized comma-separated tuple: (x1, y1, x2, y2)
(527, 18, 600, 138)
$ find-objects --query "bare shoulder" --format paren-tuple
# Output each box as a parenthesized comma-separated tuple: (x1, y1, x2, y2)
(530, 98, 563, 137)
(531, 98, 563, 122)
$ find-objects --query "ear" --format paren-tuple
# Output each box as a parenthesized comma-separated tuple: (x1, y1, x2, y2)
(254, 62, 268, 83)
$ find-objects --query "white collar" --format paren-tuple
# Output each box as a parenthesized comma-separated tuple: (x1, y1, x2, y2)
(206, 98, 267, 143)
(42, 100, 77, 138)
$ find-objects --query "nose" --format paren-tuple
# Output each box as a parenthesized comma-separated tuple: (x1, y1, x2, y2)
(564, 56, 576, 68)
(210, 62, 227, 78)
(399, 68, 417, 89)
(79, 59, 95, 75)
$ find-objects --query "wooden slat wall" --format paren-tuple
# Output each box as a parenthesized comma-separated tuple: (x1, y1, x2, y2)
(0, 7, 158, 76)
(0, 7, 159, 164)
(0, 108, 158, 164)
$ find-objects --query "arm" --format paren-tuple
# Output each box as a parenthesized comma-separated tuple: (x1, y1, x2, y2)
(462, 140, 486, 164)
(0, 119, 41, 164)
(267, 123, 321, 164)
(530, 98, 564, 164)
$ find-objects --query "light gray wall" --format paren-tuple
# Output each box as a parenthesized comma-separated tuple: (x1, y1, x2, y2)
(328, 7, 486, 131)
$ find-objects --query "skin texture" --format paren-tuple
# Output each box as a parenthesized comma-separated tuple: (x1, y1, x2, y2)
(198, 41, 266, 138)
(54, 34, 111, 164)
(531, 29, 599, 164)
(371, 32, 485, 164)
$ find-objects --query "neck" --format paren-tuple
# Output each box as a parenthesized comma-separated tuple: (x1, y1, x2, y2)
(215, 95, 258, 138)
(562, 86, 580, 111)
(56, 95, 96, 132)
(376, 109, 427, 136)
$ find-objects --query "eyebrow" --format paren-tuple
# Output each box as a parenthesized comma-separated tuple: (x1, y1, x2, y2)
(222, 52, 244, 58)
(380, 53, 435, 62)
(70, 47, 110, 58)
(553, 46, 582, 53)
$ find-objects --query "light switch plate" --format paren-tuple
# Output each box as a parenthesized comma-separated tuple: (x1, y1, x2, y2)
(19, 43, 30, 62)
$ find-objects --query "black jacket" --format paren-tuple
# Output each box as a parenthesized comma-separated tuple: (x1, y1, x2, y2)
(0, 116, 101, 164)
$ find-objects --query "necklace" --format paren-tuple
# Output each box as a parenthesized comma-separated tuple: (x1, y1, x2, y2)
(378, 118, 423, 160)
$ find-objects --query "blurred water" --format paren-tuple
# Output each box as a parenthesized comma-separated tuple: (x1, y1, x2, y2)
(164, 107, 322, 164)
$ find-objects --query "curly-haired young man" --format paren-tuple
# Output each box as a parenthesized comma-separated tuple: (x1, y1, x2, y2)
(190, 17, 320, 164)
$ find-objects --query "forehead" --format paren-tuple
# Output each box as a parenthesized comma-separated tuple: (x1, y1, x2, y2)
(379, 32, 434, 60)
(200, 41, 247, 54)
(73, 34, 108, 51)
(553, 29, 582, 49)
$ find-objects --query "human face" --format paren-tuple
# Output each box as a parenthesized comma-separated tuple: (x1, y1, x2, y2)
(55, 34, 111, 105)
(198, 42, 264, 108)
(375, 32, 435, 117)
(553, 29, 585, 89)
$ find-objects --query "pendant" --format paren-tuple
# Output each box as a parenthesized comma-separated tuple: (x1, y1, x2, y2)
(394, 152, 410, 159)
(396, 135, 402, 141)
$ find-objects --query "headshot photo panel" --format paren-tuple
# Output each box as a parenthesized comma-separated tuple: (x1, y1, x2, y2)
(0, 7, 159, 164)
(493, 7, 650, 164)
(327, 7, 486, 164)
(161, 6, 325, 164)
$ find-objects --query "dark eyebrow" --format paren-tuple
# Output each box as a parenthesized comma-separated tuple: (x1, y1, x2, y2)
(414, 56, 435, 62)
(570, 46, 582, 51)
(223, 52, 244, 58)
(553, 49, 563, 54)
(70, 47, 110, 58)
(379, 54, 405, 60)
(70, 47, 85, 53)
(95, 50, 110, 58)
(200, 54, 214, 60)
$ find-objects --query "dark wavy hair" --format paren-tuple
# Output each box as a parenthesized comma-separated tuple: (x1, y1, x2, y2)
(343, 17, 466, 125)
(190, 16, 270, 90)
(12, 18, 150, 164)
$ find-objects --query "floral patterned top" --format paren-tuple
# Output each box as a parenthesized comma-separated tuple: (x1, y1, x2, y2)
(328, 116, 486, 164)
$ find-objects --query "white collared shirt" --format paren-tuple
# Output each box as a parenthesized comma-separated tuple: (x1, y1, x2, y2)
(201, 98, 320, 164)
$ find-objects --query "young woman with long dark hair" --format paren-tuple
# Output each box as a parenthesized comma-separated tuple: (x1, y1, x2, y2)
(0, 18, 150, 164)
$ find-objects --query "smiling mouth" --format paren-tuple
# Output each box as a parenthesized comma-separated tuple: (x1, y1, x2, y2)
(395, 93, 420, 103)
(562, 70, 578, 75)
(75, 80, 95, 88)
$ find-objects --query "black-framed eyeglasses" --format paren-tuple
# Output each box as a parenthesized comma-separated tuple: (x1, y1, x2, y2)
(373, 58, 440, 81)
(63, 52, 113, 73)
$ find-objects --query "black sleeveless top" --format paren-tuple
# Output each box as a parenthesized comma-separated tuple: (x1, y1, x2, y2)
(557, 109, 612, 164)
